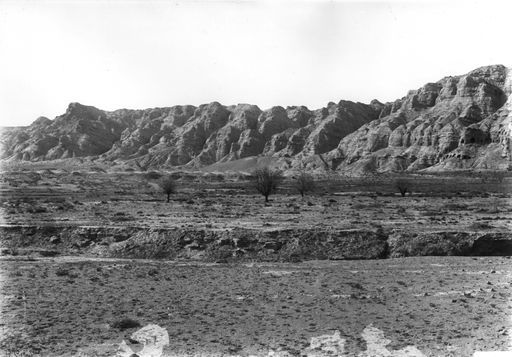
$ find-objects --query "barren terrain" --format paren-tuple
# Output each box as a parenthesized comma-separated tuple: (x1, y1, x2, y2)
(0, 162, 511, 356)
(1, 256, 511, 356)
(0, 162, 510, 235)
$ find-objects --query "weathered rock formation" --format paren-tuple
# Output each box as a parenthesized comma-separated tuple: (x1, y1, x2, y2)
(1, 65, 510, 173)
(324, 65, 512, 173)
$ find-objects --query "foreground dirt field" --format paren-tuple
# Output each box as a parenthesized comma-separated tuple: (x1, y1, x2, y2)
(0, 256, 511, 356)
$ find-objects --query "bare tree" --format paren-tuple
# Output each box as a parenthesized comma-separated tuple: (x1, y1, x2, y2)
(159, 176, 177, 203)
(295, 171, 315, 197)
(395, 177, 411, 197)
(253, 166, 283, 202)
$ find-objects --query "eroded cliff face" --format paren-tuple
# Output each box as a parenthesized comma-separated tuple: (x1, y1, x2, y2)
(325, 65, 512, 173)
(1, 65, 510, 172)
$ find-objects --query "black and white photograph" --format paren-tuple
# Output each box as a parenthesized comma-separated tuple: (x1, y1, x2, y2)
(0, 0, 511, 356)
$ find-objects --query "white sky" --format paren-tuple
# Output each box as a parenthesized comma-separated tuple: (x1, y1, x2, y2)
(0, 0, 511, 127)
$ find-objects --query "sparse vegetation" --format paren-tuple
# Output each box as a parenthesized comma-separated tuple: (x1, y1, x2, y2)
(478, 170, 506, 184)
(159, 176, 177, 203)
(253, 166, 284, 203)
(295, 171, 315, 197)
(55, 267, 78, 278)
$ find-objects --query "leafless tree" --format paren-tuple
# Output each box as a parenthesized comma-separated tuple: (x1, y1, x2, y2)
(478, 170, 506, 184)
(395, 177, 411, 197)
(159, 176, 177, 203)
(295, 171, 315, 197)
(253, 166, 283, 202)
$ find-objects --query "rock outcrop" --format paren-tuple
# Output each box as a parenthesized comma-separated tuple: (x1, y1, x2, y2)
(1, 65, 510, 173)
(325, 65, 512, 173)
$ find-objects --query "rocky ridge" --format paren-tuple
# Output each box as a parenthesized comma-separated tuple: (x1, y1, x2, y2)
(324, 65, 512, 173)
(1, 65, 510, 173)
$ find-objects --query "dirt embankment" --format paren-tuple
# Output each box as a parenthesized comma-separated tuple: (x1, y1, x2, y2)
(1, 225, 511, 261)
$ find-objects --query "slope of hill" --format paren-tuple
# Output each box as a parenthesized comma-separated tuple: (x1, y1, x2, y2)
(1, 65, 510, 173)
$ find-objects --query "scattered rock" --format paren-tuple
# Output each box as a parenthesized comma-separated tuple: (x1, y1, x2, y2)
(49, 236, 60, 244)
(358, 324, 426, 357)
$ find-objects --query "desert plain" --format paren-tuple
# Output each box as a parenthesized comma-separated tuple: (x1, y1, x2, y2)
(0, 160, 511, 357)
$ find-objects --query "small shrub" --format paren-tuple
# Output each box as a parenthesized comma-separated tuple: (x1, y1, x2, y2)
(347, 282, 365, 290)
(112, 213, 133, 222)
(2, 248, 19, 256)
(469, 221, 494, 230)
(111, 317, 141, 330)
(55, 267, 70, 276)
(147, 268, 159, 276)
(55, 267, 78, 278)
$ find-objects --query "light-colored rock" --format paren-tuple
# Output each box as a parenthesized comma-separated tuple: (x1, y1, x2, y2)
(303, 330, 346, 356)
(116, 324, 169, 357)
(357, 325, 425, 357)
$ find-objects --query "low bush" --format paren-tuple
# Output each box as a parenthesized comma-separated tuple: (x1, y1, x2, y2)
(55, 267, 78, 278)
(145, 171, 162, 180)
(38, 250, 60, 257)
(111, 317, 141, 331)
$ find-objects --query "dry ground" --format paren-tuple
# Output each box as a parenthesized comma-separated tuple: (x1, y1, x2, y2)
(0, 163, 511, 356)
(0, 167, 510, 234)
(1, 256, 511, 356)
